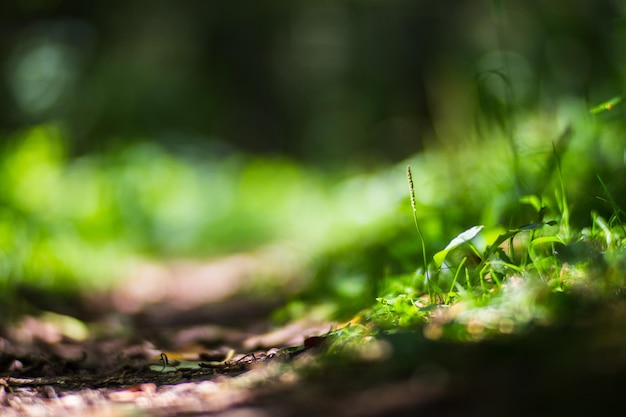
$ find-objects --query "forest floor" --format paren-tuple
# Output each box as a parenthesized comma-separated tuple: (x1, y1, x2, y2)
(2, 249, 626, 417)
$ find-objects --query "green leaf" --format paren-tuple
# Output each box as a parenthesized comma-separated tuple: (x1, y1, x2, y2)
(434, 225, 484, 267)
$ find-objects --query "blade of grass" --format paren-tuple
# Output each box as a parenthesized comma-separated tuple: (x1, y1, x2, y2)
(596, 175, 626, 234)
(445, 256, 467, 304)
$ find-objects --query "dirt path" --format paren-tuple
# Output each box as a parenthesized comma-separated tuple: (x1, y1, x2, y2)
(0, 248, 341, 416)
(3, 250, 626, 416)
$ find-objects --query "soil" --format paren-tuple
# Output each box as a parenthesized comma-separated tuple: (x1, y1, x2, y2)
(2, 251, 626, 416)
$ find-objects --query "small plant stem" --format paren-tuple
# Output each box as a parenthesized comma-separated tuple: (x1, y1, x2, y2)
(446, 257, 467, 304)
(407, 165, 431, 300)
(479, 265, 486, 294)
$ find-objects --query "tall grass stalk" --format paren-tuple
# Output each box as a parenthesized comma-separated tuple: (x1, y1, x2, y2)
(406, 165, 444, 303)
(406, 166, 430, 295)
(406, 166, 428, 268)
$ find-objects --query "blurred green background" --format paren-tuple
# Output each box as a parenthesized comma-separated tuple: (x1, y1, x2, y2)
(1, 0, 626, 320)
(2, 0, 624, 162)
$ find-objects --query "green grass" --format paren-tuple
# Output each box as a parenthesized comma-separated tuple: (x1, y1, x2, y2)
(320, 97, 626, 352)
(266, 98, 626, 353)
